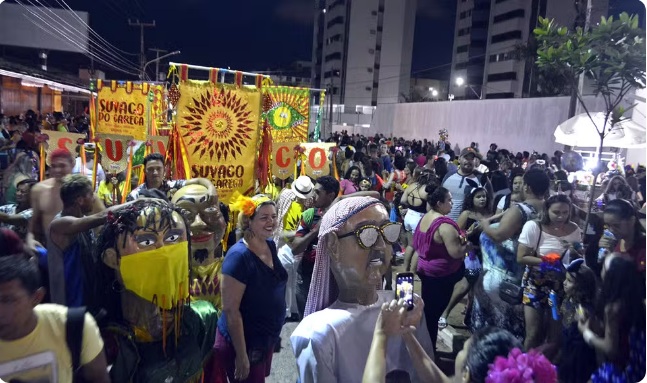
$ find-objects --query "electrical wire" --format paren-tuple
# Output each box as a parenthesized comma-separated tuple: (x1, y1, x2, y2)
(19, 0, 139, 72)
(131, 0, 146, 18)
(52, 0, 139, 57)
(15, 0, 140, 76)
(24, 16, 140, 76)
(26, 0, 141, 70)
(20, 0, 141, 73)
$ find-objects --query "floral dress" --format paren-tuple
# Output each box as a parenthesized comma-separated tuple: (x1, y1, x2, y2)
(469, 202, 539, 341)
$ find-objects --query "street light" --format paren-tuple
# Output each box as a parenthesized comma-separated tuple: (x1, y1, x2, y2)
(454, 76, 482, 99)
(432, 89, 438, 97)
(142, 50, 181, 80)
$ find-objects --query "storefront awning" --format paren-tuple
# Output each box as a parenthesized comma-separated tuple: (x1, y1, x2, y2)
(0, 68, 91, 94)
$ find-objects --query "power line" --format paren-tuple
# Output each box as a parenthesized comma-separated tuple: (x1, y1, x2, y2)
(15, 0, 140, 76)
(19, 0, 141, 72)
(129, 19, 156, 78)
(52, 0, 139, 57)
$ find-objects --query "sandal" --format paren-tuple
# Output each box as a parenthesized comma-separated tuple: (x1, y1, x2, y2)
(438, 317, 448, 330)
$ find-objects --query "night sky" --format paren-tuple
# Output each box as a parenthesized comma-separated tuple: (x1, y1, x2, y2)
(9, 0, 647, 80)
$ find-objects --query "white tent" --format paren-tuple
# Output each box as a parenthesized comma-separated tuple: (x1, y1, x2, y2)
(555, 112, 646, 149)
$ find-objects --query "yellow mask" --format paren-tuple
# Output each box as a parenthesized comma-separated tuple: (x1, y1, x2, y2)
(119, 242, 189, 310)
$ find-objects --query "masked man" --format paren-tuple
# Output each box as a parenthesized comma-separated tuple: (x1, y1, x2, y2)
(95, 199, 217, 383)
(291, 197, 433, 383)
(172, 184, 227, 309)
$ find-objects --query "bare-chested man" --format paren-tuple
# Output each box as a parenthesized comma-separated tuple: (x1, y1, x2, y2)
(27, 148, 104, 249)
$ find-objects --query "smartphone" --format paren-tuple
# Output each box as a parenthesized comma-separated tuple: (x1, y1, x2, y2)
(395, 272, 414, 311)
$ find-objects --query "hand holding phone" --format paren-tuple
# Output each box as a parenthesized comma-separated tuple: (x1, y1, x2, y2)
(395, 272, 414, 311)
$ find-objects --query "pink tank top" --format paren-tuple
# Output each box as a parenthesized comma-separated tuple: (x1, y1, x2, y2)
(413, 216, 464, 277)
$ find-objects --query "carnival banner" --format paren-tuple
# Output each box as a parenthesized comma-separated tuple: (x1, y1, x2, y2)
(97, 134, 132, 175)
(263, 86, 310, 143)
(301, 142, 335, 179)
(271, 141, 298, 180)
(96, 80, 163, 140)
(131, 135, 169, 167)
(177, 80, 261, 203)
(44, 130, 85, 165)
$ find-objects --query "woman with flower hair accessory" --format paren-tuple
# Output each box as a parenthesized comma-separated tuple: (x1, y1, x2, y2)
(363, 308, 527, 383)
(212, 193, 287, 382)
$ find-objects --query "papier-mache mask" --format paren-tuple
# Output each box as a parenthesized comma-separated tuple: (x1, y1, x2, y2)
(119, 241, 189, 310)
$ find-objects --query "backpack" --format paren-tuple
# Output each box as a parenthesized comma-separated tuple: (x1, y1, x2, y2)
(66, 306, 86, 383)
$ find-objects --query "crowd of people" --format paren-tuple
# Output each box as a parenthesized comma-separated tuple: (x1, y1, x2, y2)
(0, 111, 645, 383)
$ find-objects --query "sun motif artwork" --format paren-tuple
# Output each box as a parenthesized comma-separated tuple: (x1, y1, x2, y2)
(262, 86, 310, 143)
(180, 87, 255, 162)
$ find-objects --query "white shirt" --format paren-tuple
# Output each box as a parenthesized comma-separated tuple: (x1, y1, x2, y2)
(72, 157, 105, 188)
(290, 291, 434, 383)
(518, 221, 582, 266)
(442, 172, 483, 221)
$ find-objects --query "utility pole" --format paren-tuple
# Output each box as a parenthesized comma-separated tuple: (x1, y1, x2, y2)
(148, 48, 167, 81)
(129, 19, 156, 79)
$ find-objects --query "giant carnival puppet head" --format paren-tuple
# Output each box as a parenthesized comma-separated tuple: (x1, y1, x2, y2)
(304, 196, 400, 316)
(171, 185, 226, 266)
(171, 184, 227, 307)
(99, 199, 190, 342)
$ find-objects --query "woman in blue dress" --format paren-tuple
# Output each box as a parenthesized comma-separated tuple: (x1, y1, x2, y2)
(469, 168, 549, 341)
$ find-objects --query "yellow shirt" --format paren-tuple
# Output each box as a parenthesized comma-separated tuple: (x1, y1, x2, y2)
(0, 304, 104, 383)
(283, 201, 304, 232)
(97, 180, 127, 206)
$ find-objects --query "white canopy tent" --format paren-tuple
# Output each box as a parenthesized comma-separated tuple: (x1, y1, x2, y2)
(555, 112, 646, 149)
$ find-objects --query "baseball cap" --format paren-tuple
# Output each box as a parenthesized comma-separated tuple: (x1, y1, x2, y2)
(460, 147, 482, 160)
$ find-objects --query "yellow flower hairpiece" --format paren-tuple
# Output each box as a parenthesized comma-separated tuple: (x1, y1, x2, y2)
(230, 192, 272, 217)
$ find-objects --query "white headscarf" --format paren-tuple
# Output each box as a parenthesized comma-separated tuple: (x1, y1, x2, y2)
(304, 196, 382, 317)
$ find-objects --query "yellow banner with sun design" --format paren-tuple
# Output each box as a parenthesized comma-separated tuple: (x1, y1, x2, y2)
(262, 86, 310, 143)
(177, 80, 261, 204)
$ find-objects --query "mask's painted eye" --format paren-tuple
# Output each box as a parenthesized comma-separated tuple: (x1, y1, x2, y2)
(267, 103, 306, 131)
(165, 234, 180, 243)
(136, 235, 157, 247)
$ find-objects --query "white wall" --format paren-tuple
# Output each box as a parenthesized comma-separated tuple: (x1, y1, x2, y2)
(371, 96, 608, 154)
(626, 87, 647, 166)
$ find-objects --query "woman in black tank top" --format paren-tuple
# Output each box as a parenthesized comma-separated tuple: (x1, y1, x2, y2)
(400, 169, 433, 272)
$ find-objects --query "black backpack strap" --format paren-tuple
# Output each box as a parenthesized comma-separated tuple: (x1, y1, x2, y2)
(66, 306, 86, 381)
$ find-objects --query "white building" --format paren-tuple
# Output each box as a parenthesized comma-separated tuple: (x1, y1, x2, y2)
(450, 0, 608, 99)
(311, 0, 416, 134)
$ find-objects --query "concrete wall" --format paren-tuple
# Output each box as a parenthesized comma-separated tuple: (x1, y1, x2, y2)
(371, 95, 609, 154)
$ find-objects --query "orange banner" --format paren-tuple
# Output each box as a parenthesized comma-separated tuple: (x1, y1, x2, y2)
(301, 143, 335, 179)
(44, 131, 85, 165)
(271, 141, 298, 180)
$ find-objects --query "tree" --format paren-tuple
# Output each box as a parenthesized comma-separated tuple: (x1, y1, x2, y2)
(534, 12, 646, 232)
(514, 40, 573, 97)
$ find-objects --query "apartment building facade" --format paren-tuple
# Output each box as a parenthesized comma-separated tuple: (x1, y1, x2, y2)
(450, 0, 608, 99)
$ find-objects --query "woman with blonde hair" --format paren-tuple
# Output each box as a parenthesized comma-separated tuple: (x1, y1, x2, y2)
(213, 194, 287, 382)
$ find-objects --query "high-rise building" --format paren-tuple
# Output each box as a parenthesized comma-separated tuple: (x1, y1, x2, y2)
(449, 0, 608, 99)
(311, 0, 417, 110)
